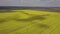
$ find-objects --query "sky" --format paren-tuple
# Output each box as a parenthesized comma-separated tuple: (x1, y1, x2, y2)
(0, 0, 60, 7)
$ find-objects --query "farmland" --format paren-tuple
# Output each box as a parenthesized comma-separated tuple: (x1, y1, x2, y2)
(0, 10, 60, 34)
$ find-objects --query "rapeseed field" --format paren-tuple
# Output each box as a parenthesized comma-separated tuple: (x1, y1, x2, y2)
(0, 10, 60, 34)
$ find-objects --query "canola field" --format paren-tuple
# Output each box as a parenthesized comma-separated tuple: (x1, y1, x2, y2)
(0, 10, 60, 34)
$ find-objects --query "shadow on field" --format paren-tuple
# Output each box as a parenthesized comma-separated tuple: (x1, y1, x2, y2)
(37, 23, 49, 29)
(0, 18, 7, 23)
(14, 15, 46, 22)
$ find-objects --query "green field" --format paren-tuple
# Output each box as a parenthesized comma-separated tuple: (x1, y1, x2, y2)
(0, 10, 60, 34)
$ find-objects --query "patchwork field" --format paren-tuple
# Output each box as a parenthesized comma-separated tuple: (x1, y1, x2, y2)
(0, 10, 60, 34)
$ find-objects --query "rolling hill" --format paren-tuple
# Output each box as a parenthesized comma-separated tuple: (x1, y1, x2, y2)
(0, 10, 60, 34)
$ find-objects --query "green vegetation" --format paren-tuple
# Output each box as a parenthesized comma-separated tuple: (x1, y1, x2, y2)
(0, 10, 60, 34)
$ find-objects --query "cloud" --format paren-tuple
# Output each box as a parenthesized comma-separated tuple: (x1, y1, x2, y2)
(0, 0, 60, 7)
